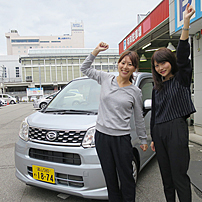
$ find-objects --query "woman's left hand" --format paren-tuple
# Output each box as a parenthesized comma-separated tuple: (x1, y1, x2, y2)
(140, 144, 148, 151)
(184, 3, 195, 20)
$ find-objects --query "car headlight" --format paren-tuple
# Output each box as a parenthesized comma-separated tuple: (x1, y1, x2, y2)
(19, 118, 29, 141)
(82, 127, 96, 148)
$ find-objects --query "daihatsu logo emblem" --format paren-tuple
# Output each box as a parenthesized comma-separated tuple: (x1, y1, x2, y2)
(46, 131, 57, 141)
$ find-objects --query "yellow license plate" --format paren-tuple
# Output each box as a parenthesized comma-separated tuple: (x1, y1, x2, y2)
(32, 165, 55, 184)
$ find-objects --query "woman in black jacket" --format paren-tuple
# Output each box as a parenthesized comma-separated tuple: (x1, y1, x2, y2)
(150, 3, 196, 202)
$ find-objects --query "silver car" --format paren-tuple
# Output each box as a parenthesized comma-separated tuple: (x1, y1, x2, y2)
(15, 72, 155, 200)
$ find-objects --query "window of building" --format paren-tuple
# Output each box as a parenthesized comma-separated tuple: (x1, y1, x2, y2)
(11, 39, 39, 43)
(2, 66, 7, 78)
(51, 41, 61, 43)
(95, 65, 101, 70)
(26, 76, 32, 82)
(16, 67, 20, 77)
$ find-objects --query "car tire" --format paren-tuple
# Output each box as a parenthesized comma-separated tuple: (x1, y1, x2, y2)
(132, 157, 138, 183)
(40, 102, 47, 109)
(10, 100, 15, 104)
(117, 156, 138, 188)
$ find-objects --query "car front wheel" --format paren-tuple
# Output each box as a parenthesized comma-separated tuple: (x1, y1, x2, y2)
(10, 100, 15, 104)
(132, 157, 138, 183)
(40, 102, 47, 109)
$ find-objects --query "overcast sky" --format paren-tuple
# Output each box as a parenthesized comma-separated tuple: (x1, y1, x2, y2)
(0, 0, 162, 55)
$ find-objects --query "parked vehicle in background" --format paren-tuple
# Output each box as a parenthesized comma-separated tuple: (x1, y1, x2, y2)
(15, 72, 155, 200)
(33, 92, 58, 109)
(0, 98, 7, 106)
(0, 94, 17, 104)
(30, 96, 38, 102)
(21, 96, 28, 102)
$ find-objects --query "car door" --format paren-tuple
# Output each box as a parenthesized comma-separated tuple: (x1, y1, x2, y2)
(3, 95, 9, 103)
(139, 77, 154, 165)
(139, 78, 153, 137)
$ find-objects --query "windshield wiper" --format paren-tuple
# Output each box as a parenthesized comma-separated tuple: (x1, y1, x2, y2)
(43, 109, 97, 115)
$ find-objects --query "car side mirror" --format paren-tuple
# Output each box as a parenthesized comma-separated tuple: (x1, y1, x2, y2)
(143, 99, 152, 117)
(144, 99, 152, 110)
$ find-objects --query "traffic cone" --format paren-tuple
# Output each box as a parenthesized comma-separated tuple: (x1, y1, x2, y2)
(7, 101, 9, 105)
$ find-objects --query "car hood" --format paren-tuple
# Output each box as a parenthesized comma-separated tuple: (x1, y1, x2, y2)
(27, 111, 97, 130)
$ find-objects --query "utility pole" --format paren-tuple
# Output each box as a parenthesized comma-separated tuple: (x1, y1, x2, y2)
(0, 65, 5, 94)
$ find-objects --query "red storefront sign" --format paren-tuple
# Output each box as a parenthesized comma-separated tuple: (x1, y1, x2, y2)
(119, 0, 169, 54)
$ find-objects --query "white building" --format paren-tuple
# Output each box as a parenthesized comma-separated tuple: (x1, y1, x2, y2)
(1, 47, 119, 96)
(5, 21, 84, 55)
(19, 48, 119, 92)
(0, 55, 21, 93)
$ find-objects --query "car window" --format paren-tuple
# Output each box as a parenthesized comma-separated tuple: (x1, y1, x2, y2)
(47, 79, 101, 111)
(3, 95, 9, 98)
(139, 79, 153, 102)
(46, 93, 57, 99)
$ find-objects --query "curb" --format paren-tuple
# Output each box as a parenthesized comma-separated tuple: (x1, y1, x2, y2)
(189, 132, 202, 146)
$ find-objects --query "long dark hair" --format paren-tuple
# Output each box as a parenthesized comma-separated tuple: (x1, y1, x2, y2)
(118, 51, 139, 83)
(151, 47, 178, 91)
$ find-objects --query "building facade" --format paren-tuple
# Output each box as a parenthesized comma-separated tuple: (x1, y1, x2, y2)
(0, 55, 21, 93)
(5, 21, 84, 55)
(19, 48, 119, 91)
(119, 0, 202, 135)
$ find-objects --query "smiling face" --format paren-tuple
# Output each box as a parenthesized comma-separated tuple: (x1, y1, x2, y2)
(154, 61, 173, 81)
(118, 56, 136, 81)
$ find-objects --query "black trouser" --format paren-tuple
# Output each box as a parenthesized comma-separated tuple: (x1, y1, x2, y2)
(95, 130, 136, 202)
(153, 117, 191, 202)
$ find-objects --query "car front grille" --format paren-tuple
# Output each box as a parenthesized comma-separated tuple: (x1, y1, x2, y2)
(27, 166, 84, 187)
(28, 126, 86, 146)
(29, 148, 81, 165)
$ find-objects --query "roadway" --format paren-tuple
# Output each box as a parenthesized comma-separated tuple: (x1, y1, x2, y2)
(0, 103, 201, 202)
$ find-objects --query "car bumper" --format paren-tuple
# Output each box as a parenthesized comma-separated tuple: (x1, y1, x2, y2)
(15, 139, 107, 200)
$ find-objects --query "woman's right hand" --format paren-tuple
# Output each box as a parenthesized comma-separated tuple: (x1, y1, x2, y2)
(92, 42, 109, 56)
(150, 141, 155, 152)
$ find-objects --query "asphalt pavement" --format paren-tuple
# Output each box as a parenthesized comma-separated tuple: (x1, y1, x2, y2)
(0, 103, 202, 202)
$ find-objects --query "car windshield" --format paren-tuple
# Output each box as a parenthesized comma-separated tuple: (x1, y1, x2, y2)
(45, 78, 101, 113)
